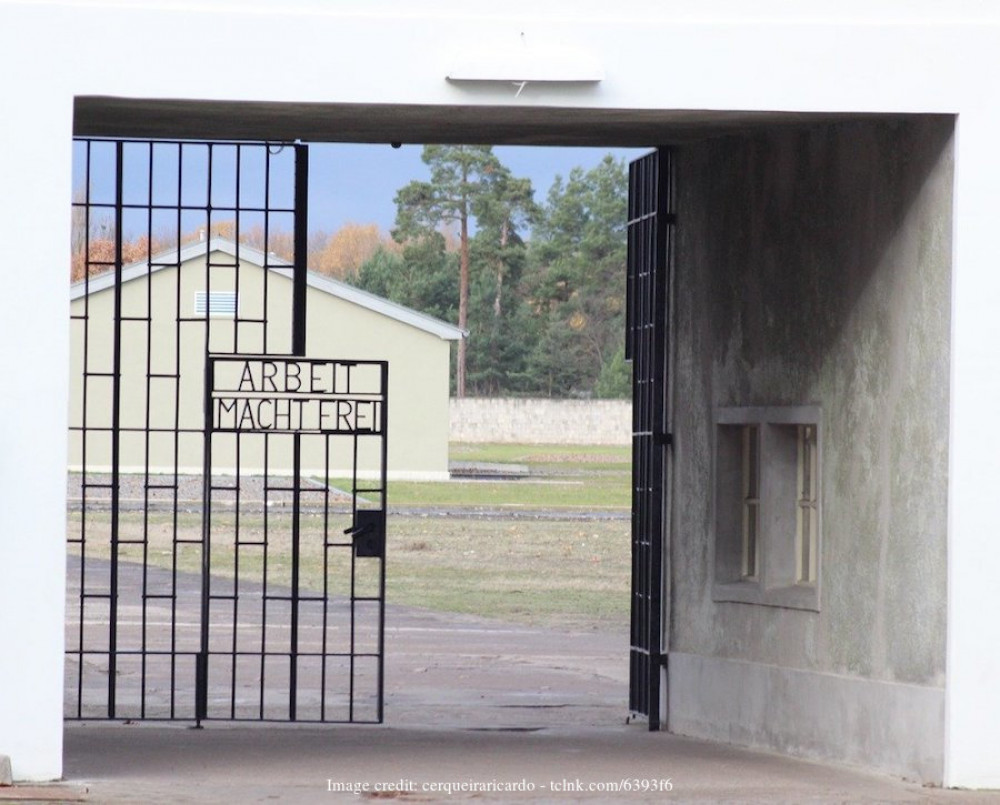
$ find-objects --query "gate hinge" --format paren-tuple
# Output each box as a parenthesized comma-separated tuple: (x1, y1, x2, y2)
(654, 432, 673, 447)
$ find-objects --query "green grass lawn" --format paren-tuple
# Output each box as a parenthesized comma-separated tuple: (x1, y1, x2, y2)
(386, 516, 630, 627)
(68, 511, 630, 629)
(69, 442, 633, 629)
(334, 441, 632, 510)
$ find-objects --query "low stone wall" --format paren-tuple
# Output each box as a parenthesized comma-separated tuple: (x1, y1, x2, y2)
(450, 398, 631, 446)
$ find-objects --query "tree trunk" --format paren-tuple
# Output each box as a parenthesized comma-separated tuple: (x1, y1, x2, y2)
(494, 217, 508, 319)
(457, 206, 469, 398)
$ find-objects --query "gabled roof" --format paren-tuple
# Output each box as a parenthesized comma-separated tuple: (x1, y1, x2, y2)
(70, 237, 466, 341)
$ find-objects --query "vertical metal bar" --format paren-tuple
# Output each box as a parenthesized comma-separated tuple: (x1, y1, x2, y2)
(292, 144, 309, 357)
(107, 140, 125, 719)
(625, 160, 636, 362)
(642, 174, 650, 719)
(349, 426, 361, 722)
(662, 152, 677, 733)
(140, 141, 154, 719)
(263, 147, 271, 353)
(197, 357, 215, 725)
(377, 361, 389, 722)
(170, 142, 183, 720)
(75, 138, 92, 718)
(646, 150, 669, 731)
(233, 145, 242, 352)
(287, 143, 308, 719)
(195, 652, 208, 726)
(320, 433, 331, 721)
(199, 142, 215, 724)
(289, 433, 302, 720)
(648, 155, 656, 723)
(231, 433, 241, 719)
(627, 153, 643, 718)
(205, 143, 214, 355)
(259, 431, 270, 720)
(260, 433, 270, 720)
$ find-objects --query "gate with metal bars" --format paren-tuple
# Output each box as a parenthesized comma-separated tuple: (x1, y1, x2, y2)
(625, 148, 673, 730)
(66, 138, 387, 724)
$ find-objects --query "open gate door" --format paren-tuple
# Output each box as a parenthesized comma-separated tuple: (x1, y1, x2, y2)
(625, 149, 673, 730)
(67, 139, 387, 724)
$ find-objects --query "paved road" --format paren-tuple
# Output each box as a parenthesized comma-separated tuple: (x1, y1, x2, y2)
(65, 549, 626, 727)
(50, 564, 1000, 803)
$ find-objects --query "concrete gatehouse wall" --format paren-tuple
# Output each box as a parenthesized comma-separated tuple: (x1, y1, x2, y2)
(6, 1, 1000, 787)
(667, 117, 954, 782)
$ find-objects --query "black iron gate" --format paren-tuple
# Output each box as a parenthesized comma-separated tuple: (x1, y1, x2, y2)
(67, 138, 387, 723)
(626, 149, 673, 730)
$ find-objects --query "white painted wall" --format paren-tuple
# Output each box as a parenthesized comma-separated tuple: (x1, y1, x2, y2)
(0, 49, 72, 781)
(1, 0, 998, 787)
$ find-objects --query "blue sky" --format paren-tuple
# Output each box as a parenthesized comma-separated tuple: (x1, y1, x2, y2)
(308, 143, 649, 234)
(73, 140, 649, 239)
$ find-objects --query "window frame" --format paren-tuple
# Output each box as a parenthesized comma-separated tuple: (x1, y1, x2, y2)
(712, 405, 822, 612)
(796, 424, 819, 585)
(741, 424, 760, 580)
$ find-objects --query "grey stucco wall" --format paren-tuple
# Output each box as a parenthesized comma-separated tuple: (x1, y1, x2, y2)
(669, 118, 954, 779)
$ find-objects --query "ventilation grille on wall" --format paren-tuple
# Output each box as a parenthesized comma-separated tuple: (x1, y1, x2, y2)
(195, 291, 237, 317)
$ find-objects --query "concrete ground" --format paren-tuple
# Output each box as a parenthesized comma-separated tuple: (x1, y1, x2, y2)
(53, 724, 1000, 804)
(4, 602, 997, 803)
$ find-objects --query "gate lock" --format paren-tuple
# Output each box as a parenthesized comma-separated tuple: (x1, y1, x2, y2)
(344, 509, 386, 558)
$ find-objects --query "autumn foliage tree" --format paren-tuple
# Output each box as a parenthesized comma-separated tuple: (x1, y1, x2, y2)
(69, 217, 296, 282)
(311, 223, 399, 280)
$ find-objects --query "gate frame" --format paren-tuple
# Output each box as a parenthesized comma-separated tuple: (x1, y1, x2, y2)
(625, 148, 673, 730)
(67, 138, 389, 725)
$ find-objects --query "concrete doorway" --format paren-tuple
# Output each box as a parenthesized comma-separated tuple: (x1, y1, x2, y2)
(65, 118, 654, 734)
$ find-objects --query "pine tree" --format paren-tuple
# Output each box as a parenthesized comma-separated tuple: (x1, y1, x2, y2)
(393, 145, 508, 397)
